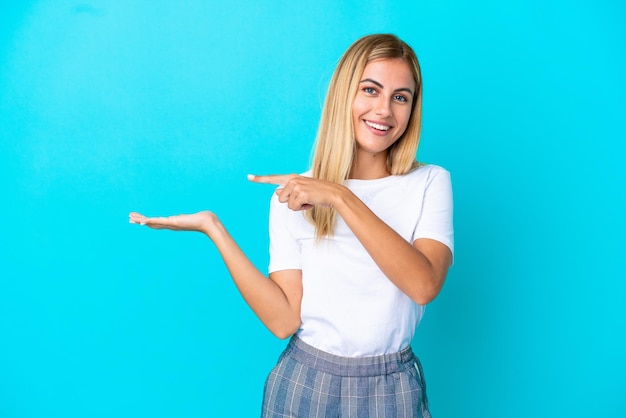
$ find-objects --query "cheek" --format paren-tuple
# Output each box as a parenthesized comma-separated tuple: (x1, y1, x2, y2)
(396, 108, 412, 132)
(351, 99, 365, 121)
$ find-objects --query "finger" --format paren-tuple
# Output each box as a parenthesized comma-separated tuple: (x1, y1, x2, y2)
(288, 198, 313, 212)
(248, 174, 294, 186)
(274, 187, 286, 203)
(129, 212, 148, 225)
(129, 213, 170, 227)
(144, 216, 174, 226)
(291, 193, 312, 212)
(275, 184, 294, 204)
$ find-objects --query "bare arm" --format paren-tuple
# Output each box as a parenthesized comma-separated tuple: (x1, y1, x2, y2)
(129, 211, 302, 338)
(249, 175, 452, 305)
(331, 192, 451, 305)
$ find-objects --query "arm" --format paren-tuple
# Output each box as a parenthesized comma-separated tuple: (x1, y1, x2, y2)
(331, 193, 451, 305)
(129, 211, 302, 338)
(249, 174, 452, 305)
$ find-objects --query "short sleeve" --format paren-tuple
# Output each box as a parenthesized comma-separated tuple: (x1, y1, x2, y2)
(268, 193, 302, 274)
(412, 167, 454, 256)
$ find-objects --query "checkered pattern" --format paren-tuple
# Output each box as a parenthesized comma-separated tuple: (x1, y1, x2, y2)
(262, 336, 430, 417)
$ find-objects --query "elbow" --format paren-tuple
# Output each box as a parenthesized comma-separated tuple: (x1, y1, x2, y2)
(272, 329, 296, 340)
(411, 277, 445, 306)
(268, 319, 301, 340)
(413, 292, 438, 306)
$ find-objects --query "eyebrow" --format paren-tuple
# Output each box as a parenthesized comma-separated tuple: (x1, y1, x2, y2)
(359, 78, 414, 96)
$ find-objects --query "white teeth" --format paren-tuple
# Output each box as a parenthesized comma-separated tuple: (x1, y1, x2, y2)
(365, 121, 390, 131)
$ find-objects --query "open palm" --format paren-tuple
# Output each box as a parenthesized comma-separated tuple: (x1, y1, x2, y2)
(129, 211, 216, 234)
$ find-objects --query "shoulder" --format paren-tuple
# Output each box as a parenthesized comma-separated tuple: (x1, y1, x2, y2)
(407, 164, 450, 178)
(402, 164, 451, 188)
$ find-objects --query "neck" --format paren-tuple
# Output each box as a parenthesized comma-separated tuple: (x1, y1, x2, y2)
(349, 150, 390, 180)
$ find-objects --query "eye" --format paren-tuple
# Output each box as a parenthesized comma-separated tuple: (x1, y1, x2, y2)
(394, 94, 409, 103)
(362, 87, 377, 95)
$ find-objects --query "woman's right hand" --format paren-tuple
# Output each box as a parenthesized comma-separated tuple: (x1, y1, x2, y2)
(129, 209, 302, 338)
(129, 211, 218, 235)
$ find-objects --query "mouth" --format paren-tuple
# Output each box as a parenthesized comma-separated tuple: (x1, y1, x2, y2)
(364, 120, 391, 132)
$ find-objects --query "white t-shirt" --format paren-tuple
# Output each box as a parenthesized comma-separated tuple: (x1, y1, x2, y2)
(268, 164, 454, 357)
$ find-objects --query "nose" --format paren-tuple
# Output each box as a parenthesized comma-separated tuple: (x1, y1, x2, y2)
(374, 96, 392, 117)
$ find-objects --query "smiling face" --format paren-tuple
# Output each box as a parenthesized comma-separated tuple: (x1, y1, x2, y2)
(352, 58, 415, 162)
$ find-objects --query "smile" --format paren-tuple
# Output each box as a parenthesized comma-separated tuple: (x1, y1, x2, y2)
(365, 120, 390, 131)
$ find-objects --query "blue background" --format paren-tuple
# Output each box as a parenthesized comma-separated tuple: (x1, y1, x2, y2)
(1, 1, 624, 417)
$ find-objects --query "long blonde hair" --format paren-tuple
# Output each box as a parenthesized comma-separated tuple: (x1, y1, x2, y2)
(306, 34, 423, 238)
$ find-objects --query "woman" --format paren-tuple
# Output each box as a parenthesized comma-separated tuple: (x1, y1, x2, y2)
(130, 33, 453, 417)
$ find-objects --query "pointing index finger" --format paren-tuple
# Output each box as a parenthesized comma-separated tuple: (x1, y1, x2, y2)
(248, 174, 294, 186)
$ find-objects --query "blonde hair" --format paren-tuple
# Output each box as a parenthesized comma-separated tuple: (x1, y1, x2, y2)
(306, 34, 423, 238)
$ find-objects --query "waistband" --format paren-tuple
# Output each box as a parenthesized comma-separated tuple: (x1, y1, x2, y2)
(283, 335, 417, 377)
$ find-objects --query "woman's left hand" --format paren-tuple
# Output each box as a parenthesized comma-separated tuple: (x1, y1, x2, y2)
(248, 174, 344, 211)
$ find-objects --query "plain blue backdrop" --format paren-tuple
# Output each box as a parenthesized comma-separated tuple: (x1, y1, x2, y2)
(1, 1, 624, 417)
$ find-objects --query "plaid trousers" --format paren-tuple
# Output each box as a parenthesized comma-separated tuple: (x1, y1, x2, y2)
(261, 336, 430, 418)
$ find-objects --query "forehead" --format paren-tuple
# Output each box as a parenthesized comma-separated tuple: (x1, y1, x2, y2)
(360, 58, 415, 90)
